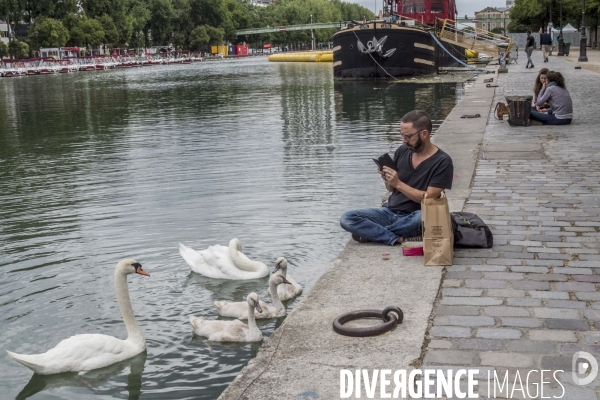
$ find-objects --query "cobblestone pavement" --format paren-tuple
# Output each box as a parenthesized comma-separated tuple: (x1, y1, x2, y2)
(422, 58, 600, 399)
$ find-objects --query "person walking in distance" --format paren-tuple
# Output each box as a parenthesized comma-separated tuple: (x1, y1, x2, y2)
(525, 31, 535, 68)
(540, 28, 553, 63)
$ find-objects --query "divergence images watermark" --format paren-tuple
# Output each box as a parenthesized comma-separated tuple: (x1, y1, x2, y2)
(340, 352, 599, 399)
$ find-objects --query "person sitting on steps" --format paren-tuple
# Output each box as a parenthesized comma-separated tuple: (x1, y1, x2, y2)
(533, 68, 550, 112)
(530, 71, 573, 125)
(339, 110, 454, 246)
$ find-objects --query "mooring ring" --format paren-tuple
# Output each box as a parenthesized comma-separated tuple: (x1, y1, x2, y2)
(333, 306, 404, 337)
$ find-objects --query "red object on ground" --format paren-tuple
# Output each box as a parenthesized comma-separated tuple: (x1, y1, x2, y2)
(402, 246, 424, 256)
(263, 44, 272, 49)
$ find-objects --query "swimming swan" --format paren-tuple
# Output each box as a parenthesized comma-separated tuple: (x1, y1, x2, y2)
(214, 273, 290, 319)
(190, 293, 264, 342)
(7, 259, 150, 375)
(274, 257, 303, 301)
(179, 238, 269, 280)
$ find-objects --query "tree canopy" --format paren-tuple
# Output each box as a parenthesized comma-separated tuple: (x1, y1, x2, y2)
(0, 0, 375, 52)
(508, 0, 600, 33)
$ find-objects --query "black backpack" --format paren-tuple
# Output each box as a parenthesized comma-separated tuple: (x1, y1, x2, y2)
(505, 95, 533, 127)
(451, 212, 493, 248)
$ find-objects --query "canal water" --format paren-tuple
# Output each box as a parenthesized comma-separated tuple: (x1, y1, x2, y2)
(0, 58, 464, 399)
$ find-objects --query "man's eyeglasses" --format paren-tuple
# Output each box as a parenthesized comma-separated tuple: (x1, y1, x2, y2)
(401, 129, 424, 141)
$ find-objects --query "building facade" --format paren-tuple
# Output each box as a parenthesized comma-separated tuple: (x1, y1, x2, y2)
(1, 22, 9, 44)
(474, 6, 511, 32)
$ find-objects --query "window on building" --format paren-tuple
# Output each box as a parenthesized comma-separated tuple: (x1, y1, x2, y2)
(431, 0, 444, 13)
(402, 0, 425, 13)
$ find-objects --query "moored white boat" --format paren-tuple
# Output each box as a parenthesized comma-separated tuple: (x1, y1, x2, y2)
(2, 60, 26, 77)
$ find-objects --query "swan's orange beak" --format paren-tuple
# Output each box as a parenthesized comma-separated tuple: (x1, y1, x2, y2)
(136, 267, 150, 277)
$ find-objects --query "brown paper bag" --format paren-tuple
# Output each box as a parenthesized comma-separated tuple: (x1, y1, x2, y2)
(422, 192, 454, 266)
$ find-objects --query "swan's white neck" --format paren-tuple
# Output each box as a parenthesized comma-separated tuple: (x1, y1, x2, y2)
(278, 265, 288, 277)
(247, 302, 258, 331)
(115, 270, 145, 348)
(269, 281, 285, 313)
(229, 240, 267, 273)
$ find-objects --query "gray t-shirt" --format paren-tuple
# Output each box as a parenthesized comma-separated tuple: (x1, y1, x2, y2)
(385, 145, 454, 213)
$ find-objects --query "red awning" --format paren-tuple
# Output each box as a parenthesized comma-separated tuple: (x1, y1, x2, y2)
(263, 44, 272, 49)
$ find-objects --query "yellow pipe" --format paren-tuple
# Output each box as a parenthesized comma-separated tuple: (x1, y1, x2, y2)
(268, 51, 333, 62)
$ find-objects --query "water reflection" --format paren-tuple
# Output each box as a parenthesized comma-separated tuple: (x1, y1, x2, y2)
(334, 80, 459, 124)
(184, 271, 271, 305)
(0, 59, 462, 399)
(16, 351, 147, 400)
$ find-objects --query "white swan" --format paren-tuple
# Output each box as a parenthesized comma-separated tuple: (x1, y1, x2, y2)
(274, 257, 303, 301)
(214, 273, 290, 319)
(190, 293, 264, 342)
(179, 238, 269, 280)
(7, 259, 150, 375)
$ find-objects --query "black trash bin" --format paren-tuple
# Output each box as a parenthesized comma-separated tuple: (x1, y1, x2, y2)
(563, 42, 571, 56)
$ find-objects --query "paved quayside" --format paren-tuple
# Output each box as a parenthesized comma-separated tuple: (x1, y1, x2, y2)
(422, 53, 600, 399)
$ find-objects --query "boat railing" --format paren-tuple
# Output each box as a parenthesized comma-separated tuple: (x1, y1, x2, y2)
(435, 18, 515, 58)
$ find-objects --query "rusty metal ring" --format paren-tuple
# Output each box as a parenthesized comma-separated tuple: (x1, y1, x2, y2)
(333, 306, 404, 337)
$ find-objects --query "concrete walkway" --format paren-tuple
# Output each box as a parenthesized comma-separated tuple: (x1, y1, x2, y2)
(563, 47, 600, 74)
(220, 55, 600, 400)
(423, 56, 600, 398)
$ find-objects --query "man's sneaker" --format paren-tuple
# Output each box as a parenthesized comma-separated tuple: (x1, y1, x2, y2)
(351, 234, 371, 243)
(404, 235, 423, 242)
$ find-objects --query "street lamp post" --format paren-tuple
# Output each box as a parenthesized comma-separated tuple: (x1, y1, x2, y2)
(549, 0, 553, 35)
(579, 0, 588, 61)
(557, 0, 564, 55)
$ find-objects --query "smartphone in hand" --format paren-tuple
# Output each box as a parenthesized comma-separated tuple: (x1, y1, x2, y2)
(373, 153, 398, 171)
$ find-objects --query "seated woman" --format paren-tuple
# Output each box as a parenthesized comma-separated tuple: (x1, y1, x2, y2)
(530, 71, 573, 125)
(533, 68, 550, 112)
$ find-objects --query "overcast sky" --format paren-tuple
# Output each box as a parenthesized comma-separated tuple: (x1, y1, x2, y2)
(346, 0, 509, 18)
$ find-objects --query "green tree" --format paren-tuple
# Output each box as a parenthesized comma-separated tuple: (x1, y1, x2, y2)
(27, 17, 69, 50)
(189, 25, 210, 49)
(63, 15, 105, 50)
(8, 39, 28, 58)
(221, 18, 237, 43)
(205, 25, 224, 45)
(146, 0, 175, 46)
(0, 40, 8, 58)
(97, 14, 119, 47)
(491, 27, 505, 35)
(81, 18, 106, 48)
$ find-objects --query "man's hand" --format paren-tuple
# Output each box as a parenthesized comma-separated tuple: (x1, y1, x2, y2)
(382, 166, 398, 186)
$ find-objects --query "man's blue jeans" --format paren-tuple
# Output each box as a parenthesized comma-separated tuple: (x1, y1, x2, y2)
(340, 207, 422, 246)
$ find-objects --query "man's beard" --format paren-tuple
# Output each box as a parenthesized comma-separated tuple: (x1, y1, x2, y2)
(407, 135, 425, 153)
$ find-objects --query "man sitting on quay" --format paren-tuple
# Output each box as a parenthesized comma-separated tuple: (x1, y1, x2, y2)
(340, 110, 454, 246)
